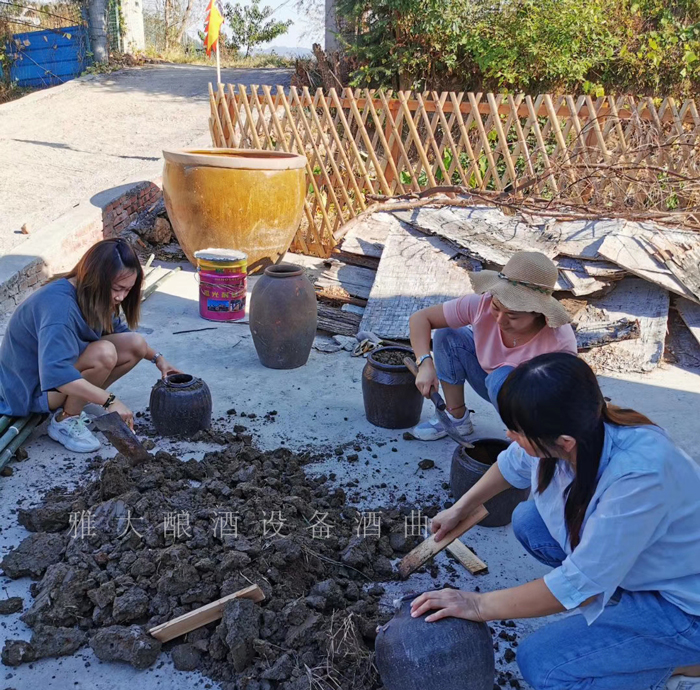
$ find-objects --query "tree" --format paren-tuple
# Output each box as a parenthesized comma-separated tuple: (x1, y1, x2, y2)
(224, 0, 292, 57)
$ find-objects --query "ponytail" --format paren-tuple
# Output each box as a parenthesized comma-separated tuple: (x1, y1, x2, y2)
(499, 353, 657, 551)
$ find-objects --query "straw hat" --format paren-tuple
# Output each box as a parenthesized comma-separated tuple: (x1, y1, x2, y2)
(468, 251, 571, 328)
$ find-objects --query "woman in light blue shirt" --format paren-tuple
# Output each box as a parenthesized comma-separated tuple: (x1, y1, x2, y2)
(411, 353, 700, 689)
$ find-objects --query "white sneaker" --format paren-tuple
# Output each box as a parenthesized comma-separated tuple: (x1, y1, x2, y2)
(410, 409, 474, 441)
(48, 410, 101, 453)
(667, 676, 700, 690)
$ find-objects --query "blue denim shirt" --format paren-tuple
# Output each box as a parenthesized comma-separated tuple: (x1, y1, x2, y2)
(498, 423, 700, 624)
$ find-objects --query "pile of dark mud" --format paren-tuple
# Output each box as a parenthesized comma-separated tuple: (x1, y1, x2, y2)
(0, 426, 443, 690)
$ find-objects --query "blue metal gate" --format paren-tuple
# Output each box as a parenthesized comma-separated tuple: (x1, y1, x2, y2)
(5, 25, 91, 88)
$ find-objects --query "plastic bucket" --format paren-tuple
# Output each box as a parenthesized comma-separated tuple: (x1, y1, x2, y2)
(198, 271, 247, 322)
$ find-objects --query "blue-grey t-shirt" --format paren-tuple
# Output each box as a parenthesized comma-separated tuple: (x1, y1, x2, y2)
(0, 278, 129, 416)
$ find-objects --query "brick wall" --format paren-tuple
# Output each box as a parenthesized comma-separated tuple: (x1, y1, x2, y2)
(102, 181, 162, 238)
(0, 178, 164, 315)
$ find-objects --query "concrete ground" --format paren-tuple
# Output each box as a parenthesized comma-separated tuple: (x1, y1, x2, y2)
(1, 261, 699, 688)
(0, 64, 292, 254)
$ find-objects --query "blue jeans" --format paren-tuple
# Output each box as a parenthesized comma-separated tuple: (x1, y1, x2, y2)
(433, 327, 513, 409)
(512, 501, 700, 689)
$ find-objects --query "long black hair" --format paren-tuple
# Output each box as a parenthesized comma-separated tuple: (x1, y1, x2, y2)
(498, 352, 655, 549)
(59, 238, 143, 333)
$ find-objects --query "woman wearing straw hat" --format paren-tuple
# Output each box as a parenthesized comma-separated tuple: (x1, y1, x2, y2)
(409, 251, 577, 440)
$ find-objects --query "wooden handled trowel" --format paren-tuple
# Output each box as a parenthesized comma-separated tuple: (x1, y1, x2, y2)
(404, 357, 474, 449)
(93, 412, 150, 463)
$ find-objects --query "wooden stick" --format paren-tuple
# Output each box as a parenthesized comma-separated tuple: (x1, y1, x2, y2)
(149, 584, 265, 643)
(445, 539, 488, 575)
(398, 505, 488, 579)
(141, 267, 181, 302)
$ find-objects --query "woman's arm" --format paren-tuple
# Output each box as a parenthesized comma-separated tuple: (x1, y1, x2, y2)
(409, 304, 450, 397)
(410, 579, 565, 623)
(432, 462, 513, 540)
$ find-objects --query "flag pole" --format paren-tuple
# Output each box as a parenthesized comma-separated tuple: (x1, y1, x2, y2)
(216, 41, 221, 85)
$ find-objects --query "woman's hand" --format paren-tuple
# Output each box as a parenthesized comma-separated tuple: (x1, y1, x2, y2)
(156, 358, 182, 379)
(431, 503, 468, 541)
(415, 360, 439, 398)
(109, 398, 134, 431)
(410, 588, 485, 623)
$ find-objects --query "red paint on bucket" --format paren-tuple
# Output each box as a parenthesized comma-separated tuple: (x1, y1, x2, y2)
(198, 271, 247, 322)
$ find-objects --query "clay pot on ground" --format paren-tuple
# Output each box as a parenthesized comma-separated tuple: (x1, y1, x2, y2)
(149, 374, 212, 437)
(450, 438, 530, 527)
(249, 263, 317, 369)
(362, 346, 424, 429)
(162, 149, 307, 274)
(376, 594, 494, 690)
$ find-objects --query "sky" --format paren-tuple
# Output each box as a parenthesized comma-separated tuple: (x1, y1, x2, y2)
(263, 0, 323, 49)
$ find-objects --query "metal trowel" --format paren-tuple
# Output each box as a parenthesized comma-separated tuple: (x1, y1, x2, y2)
(404, 357, 474, 449)
(93, 412, 151, 463)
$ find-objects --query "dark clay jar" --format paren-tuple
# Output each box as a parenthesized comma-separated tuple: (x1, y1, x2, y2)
(450, 438, 530, 527)
(249, 263, 317, 370)
(362, 346, 424, 429)
(149, 374, 212, 437)
(376, 594, 495, 690)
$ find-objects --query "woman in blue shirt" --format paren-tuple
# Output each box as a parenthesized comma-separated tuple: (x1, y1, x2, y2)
(0, 239, 180, 453)
(411, 353, 700, 689)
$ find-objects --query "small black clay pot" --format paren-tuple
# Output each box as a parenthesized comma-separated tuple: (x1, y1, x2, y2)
(362, 346, 424, 429)
(149, 373, 212, 437)
(450, 438, 530, 527)
(376, 594, 494, 690)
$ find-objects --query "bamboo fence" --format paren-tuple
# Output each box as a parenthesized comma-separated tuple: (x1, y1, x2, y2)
(209, 86, 700, 257)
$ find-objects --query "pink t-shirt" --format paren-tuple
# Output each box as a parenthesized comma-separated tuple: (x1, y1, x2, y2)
(442, 294, 577, 373)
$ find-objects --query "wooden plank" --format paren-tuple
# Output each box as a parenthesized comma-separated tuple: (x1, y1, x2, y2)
(398, 505, 488, 579)
(676, 297, 700, 349)
(445, 539, 488, 575)
(149, 584, 265, 643)
(575, 317, 640, 350)
(597, 234, 698, 301)
(317, 304, 362, 337)
(546, 218, 624, 259)
(576, 278, 669, 373)
(581, 260, 627, 280)
(556, 257, 613, 297)
(340, 212, 404, 259)
(331, 250, 380, 271)
(316, 262, 376, 301)
(360, 224, 480, 340)
(393, 206, 557, 266)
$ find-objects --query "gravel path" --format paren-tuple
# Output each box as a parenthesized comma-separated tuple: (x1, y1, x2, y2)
(0, 64, 292, 255)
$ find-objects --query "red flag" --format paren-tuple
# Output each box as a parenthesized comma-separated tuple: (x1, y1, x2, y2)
(204, 0, 224, 57)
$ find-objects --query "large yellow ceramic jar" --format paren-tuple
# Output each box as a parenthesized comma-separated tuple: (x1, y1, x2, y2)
(162, 149, 307, 273)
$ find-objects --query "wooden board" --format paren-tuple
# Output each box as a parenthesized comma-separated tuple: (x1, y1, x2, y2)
(397, 505, 488, 579)
(676, 297, 700, 349)
(581, 260, 627, 280)
(445, 539, 488, 575)
(598, 233, 697, 300)
(576, 278, 670, 373)
(547, 218, 624, 259)
(575, 318, 640, 350)
(149, 584, 265, 643)
(393, 206, 556, 266)
(340, 212, 405, 259)
(360, 224, 479, 340)
(315, 262, 376, 301)
(556, 257, 612, 297)
(317, 304, 362, 337)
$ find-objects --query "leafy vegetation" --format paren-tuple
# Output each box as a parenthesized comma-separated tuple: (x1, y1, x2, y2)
(224, 0, 292, 57)
(335, 0, 700, 95)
